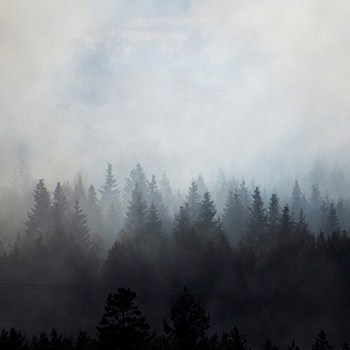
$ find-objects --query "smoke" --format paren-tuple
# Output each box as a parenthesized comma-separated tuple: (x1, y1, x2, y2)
(1, 0, 350, 190)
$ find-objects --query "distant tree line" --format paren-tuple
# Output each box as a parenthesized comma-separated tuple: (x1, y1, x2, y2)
(0, 160, 350, 346)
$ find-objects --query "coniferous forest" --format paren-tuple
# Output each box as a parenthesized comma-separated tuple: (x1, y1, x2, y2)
(0, 159, 350, 349)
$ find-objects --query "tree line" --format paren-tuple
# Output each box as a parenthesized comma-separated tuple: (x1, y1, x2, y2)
(0, 286, 343, 350)
(0, 160, 350, 346)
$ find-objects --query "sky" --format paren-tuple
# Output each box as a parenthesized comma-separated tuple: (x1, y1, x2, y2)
(1, 0, 350, 192)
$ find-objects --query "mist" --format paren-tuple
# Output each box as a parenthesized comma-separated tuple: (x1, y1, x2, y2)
(1, 0, 350, 191)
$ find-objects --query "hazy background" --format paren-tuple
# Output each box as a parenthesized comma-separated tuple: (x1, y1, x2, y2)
(1, 0, 350, 191)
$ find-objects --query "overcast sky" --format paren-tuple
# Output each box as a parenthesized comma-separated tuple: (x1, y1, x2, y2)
(1, 0, 350, 191)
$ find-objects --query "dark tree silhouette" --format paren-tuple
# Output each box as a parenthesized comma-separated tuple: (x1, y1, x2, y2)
(52, 182, 69, 234)
(96, 288, 151, 350)
(72, 173, 87, 207)
(223, 188, 245, 244)
(312, 330, 334, 350)
(163, 286, 210, 350)
(291, 180, 303, 220)
(86, 184, 104, 236)
(220, 326, 250, 350)
(124, 183, 148, 239)
(70, 200, 91, 250)
(245, 187, 267, 244)
(266, 192, 280, 240)
(145, 201, 166, 250)
(325, 203, 340, 236)
(197, 191, 218, 240)
(24, 179, 52, 244)
(185, 181, 202, 223)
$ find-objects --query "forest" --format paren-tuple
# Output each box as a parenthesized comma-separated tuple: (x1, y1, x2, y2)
(0, 158, 350, 349)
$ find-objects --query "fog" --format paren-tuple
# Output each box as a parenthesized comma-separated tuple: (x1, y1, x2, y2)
(1, 0, 350, 190)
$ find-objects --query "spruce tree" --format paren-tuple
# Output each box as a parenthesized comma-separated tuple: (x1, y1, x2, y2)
(163, 286, 210, 350)
(24, 179, 52, 243)
(222, 188, 245, 244)
(72, 173, 87, 207)
(148, 175, 171, 232)
(312, 330, 334, 350)
(245, 187, 267, 243)
(99, 163, 122, 215)
(197, 191, 218, 239)
(145, 201, 166, 250)
(291, 180, 303, 220)
(70, 200, 91, 250)
(124, 183, 147, 238)
(52, 182, 69, 234)
(220, 326, 249, 350)
(97, 288, 151, 350)
(279, 205, 294, 239)
(267, 192, 280, 240)
(86, 184, 104, 236)
(123, 163, 148, 209)
(325, 203, 340, 236)
(309, 184, 322, 233)
(185, 181, 201, 223)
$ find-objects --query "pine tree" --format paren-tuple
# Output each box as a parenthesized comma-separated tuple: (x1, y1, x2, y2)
(291, 180, 303, 220)
(52, 182, 69, 234)
(163, 286, 210, 350)
(70, 200, 91, 250)
(185, 181, 201, 223)
(24, 179, 52, 243)
(325, 203, 340, 236)
(245, 187, 267, 243)
(266, 192, 280, 240)
(99, 163, 122, 215)
(312, 330, 334, 350)
(279, 205, 294, 239)
(336, 198, 348, 231)
(220, 326, 249, 350)
(145, 201, 166, 250)
(262, 338, 279, 350)
(295, 209, 310, 239)
(104, 202, 120, 248)
(238, 179, 251, 220)
(72, 173, 87, 207)
(123, 163, 148, 210)
(197, 191, 219, 239)
(309, 184, 322, 233)
(196, 174, 207, 197)
(124, 183, 147, 238)
(173, 203, 194, 250)
(222, 188, 245, 244)
(96, 288, 151, 350)
(86, 184, 104, 236)
(148, 175, 171, 232)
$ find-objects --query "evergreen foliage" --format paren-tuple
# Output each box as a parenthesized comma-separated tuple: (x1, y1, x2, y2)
(70, 200, 91, 250)
(312, 330, 334, 350)
(124, 182, 148, 238)
(24, 179, 52, 243)
(163, 286, 210, 350)
(96, 288, 151, 350)
(222, 188, 245, 243)
(185, 181, 202, 223)
(266, 192, 280, 240)
(245, 187, 267, 243)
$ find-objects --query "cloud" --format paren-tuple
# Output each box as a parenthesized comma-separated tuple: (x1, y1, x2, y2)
(1, 0, 350, 191)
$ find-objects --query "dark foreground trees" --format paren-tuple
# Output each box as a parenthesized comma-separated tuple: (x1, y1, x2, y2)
(96, 288, 152, 350)
(163, 286, 211, 350)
